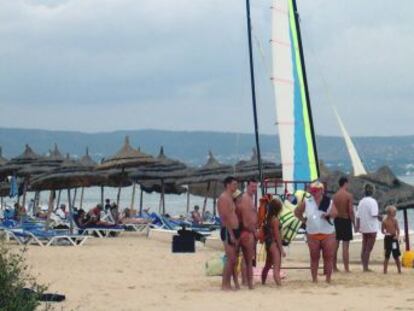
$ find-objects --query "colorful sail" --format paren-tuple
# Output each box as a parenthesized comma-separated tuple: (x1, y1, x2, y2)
(333, 106, 367, 176)
(271, 0, 319, 184)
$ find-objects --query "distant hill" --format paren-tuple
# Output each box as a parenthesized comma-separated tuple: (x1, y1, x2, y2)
(0, 127, 413, 175)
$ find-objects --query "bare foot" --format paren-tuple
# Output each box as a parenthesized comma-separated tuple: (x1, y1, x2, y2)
(221, 285, 232, 291)
(363, 268, 374, 273)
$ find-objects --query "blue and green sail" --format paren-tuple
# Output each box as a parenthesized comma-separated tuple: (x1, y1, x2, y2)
(271, 0, 319, 185)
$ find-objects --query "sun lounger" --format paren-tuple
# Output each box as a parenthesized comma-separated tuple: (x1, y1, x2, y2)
(122, 222, 150, 236)
(5, 228, 89, 247)
(74, 222, 124, 238)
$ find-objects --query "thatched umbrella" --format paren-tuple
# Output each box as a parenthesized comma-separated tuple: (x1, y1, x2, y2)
(97, 136, 155, 209)
(97, 136, 154, 170)
(234, 148, 281, 181)
(80, 147, 97, 168)
(0, 144, 42, 179)
(0, 144, 45, 208)
(179, 151, 234, 216)
(128, 146, 192, 214)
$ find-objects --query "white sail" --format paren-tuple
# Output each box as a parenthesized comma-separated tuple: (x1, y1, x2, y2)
(333, 107, 367, 176)
(271, 0, 319, 186)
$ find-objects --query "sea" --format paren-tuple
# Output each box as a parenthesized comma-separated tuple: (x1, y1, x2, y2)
(3, 176, 414, 229)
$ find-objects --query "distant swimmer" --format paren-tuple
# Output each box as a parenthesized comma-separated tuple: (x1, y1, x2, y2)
(217, 176, 240, 291)
(333, 177, 355, 272)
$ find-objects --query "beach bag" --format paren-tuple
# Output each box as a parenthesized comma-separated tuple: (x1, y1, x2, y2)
(205, 255, 226, 276)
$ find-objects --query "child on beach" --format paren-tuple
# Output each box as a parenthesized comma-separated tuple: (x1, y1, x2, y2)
(381, 205, 402, 274)
(261, 198, 286, 286)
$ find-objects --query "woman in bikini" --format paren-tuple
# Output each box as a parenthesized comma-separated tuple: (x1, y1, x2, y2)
(261, 198, 286, 286)
(295, 181, 338, 283)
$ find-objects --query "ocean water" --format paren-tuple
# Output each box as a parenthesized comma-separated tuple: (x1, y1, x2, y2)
(3, 176, 414, 227)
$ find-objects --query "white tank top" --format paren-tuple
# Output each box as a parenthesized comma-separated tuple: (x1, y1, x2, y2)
(304, 197, 335, 235)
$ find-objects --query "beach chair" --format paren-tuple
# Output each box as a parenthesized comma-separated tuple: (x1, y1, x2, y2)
(70, 214, 124, 238)
(5, 228, 89, 247)
(122, 222, 151, 236)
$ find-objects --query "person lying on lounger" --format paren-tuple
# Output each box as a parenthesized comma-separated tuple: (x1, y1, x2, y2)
(119, 208, 150, 224)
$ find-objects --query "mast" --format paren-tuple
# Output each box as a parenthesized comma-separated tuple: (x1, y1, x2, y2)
(245, 0, 265, 196)
(291, 0, 320, 179)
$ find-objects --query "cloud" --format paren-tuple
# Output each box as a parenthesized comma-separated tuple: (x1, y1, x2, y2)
(0, 0, 413, 136)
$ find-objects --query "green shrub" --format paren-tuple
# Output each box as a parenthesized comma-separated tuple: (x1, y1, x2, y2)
(0, 238, 47, 311)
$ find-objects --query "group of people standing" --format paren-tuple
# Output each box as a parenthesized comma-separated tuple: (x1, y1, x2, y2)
(217, 175, 402, 291)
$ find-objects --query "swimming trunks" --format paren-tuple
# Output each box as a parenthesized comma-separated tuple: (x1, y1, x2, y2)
(334, 217, 353, 241)
(307, 233, 335, 241)
(220, 227, 241, 246)
(384, 235, 401, 259)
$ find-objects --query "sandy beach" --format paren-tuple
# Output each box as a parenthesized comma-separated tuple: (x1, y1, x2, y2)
(8, 232, 413, 311)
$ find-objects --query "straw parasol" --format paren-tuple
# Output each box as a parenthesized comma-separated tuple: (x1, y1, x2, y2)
(0, 144, 43, 179)
(79, 147, 97, 168)
(234, 148, 281, 181)
(179, 151, 234, 216)
(96, 136, 156, 210)
(128, 146, 192, 214)
(97, 136, 155, 170)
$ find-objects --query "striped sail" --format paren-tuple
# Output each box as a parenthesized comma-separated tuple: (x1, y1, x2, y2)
(271, 0, 319, 184)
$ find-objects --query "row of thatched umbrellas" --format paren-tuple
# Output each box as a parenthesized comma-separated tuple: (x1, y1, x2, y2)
(0, 137, 282, 224)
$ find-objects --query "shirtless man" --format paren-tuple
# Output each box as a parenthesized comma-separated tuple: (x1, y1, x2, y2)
(217, 176, 240, 291)
(333, 177, 354, 272)
(237, 178, 258, 289)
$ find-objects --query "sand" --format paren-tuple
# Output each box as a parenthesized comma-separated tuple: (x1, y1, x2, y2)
(9, 232, 414, 311)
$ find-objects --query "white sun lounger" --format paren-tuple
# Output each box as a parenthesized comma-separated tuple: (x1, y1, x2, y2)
(5, 229, 89, 247)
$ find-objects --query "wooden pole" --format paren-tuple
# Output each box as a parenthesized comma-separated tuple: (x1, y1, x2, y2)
(79, 187, 85, 210)
(159, 179, 166, 215)
(67, 189, 74, 234)
(116, 186, 122, 209)
(202, 181, 211, 218)
(403, 208, 410, 251)
(55, 189, 61, 211)
(72, 188, 78, 208)
(21, 180, 27, 212)
(186, 185, 191, 214)
(100, 186, 104, 208)
(46, 190, 55, 230)
(130, 181, 137, 210)
(213, 181, 218, 217)
(139, 187, 144, 216)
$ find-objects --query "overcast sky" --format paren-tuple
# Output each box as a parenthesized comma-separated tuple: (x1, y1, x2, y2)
(0, 0, 413, 136)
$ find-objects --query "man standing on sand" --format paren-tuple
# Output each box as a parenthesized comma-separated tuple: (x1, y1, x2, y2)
(333, 177, 355, 272)
(237, 178, 258, 290)
(356, 184, 380, 272)
(217, 176, 241, 290)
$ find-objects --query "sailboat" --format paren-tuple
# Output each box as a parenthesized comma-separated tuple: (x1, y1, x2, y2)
(332, 107, 367, 176)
